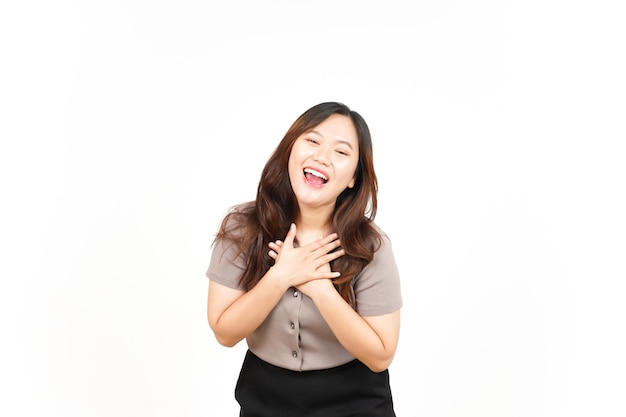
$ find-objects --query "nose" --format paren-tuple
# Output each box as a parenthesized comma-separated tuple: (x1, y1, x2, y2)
(313, 145, 331, 165)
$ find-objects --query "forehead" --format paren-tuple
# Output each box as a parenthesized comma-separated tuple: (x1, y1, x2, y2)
(306, 114, 358, 146)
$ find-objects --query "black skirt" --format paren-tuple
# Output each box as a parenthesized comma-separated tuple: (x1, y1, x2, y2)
(235, 350, 396, 417)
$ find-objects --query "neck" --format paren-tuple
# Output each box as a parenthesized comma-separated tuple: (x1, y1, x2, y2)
(295, 207, 333, 240)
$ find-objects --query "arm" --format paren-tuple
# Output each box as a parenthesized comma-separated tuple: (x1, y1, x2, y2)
(207, 274, 287, 347)
(298, 279, 401, 372)
(207, 224, 345, 347)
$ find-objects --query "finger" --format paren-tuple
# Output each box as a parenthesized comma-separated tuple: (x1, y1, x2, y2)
(283, 223, 297, 247)
(268, 250, 277, 259)
(318, 249, 346, 265)
(268, 241, 280, 250)
(319, 232, 339, 245)
(306, 233, 339, 252)
(311, 239, 342, 258)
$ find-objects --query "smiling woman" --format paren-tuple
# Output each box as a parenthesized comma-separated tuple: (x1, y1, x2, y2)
(205, 102, 403, 416)
(288, 113, 359, 209)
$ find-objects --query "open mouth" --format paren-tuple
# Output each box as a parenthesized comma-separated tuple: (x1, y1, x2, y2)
(303, 168, 328, 185)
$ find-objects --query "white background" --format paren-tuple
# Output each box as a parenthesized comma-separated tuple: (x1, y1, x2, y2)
(1, 1, 625, 416)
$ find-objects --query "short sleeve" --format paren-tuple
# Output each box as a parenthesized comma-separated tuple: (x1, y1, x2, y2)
(353, 233, 403, 316)
(206, 237, 247, 290)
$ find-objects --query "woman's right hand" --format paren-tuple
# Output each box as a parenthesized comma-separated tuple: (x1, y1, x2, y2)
(267, 223, 345, 287)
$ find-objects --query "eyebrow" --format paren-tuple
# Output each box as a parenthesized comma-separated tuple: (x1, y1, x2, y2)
(308, 129, 354, 150)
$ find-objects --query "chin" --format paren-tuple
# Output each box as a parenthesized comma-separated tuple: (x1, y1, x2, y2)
(298, 198, 333, 210)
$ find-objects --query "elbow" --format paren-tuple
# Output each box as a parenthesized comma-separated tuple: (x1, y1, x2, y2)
(367, 361, 392, 373)
(209, 321, 241, 347)
(215, 334, 240, 348)
(364, 353, 395, 373)
(207, 314, 241, 347)
(210, 327, 242, 347)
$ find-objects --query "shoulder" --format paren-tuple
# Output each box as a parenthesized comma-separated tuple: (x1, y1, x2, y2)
(218, 202, 254, 238)
(354, 222, 403, 315)
(371, 221, 389, 237)
(370, 222, 394, 250)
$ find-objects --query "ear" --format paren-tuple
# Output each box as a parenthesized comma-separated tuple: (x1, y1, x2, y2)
(348, 177, 355, 188)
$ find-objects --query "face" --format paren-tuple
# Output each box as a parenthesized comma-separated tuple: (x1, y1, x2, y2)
(288, 113, 359, 212)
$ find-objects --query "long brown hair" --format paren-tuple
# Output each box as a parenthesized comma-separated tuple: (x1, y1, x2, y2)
(213, 102, 381, 308)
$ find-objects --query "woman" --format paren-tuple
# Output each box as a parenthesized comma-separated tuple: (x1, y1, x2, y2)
(206, 102, 402, 416)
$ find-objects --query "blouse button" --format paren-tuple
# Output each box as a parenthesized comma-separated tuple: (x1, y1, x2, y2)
(293, 290, 299, 297)
(292, 351, 298, 358)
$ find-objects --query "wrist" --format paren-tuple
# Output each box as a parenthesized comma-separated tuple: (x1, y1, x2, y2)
(264, 266, 292, 293)
(307, 279, 337, 302)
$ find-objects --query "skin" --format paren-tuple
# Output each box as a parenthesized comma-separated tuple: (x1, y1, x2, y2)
(207, 114, 400, 372)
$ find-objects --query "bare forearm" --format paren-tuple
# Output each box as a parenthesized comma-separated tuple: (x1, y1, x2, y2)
(211, 271, 287, 346)
(310, 289, 399, 372)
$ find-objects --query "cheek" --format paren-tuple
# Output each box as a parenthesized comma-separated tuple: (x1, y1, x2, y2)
(287, 148, 304, 177)
(290, 145, 313, 165)
(287, 158, 297, 179)
(335, 158, 358, 177)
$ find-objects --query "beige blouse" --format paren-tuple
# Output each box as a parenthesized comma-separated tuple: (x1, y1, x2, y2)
(206, 224, 402, 371)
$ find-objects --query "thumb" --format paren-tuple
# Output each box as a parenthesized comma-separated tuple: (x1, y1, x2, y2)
(283, 223, 297, 247)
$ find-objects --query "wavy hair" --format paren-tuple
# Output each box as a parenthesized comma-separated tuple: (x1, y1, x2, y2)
(213, 102, 381, 308)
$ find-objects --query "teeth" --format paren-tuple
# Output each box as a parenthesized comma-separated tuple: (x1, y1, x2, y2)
(304, 168, 328, 181)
